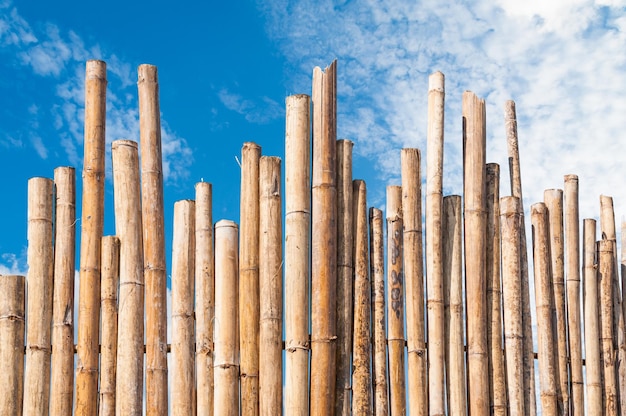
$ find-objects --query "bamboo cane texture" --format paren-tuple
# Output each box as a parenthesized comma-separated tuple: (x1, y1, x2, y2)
(0, 275, 25, 416)
(600, 239, 619, 415)
(584, 219, 602, 414)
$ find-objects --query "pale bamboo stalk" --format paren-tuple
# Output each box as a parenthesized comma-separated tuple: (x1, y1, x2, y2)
(622, 220, 626, 416)
(311, 60, 338, 416)
(426, 70, 445, 416)
(50, 167, 76, 416)
(0, 275, 25, 416)
(443, 195, 467, 416)
(506, 99, 536, 416)
(335, 139, 354, 416)
(600, 238, 619, 415)
(259, 156, 283, 416)
(584, 219, 602, 414)
(138, 63, 168, 416)
(75, 59, 107, 414)
(214, 220, 240, 416)
(500, 196, 525, 416)
(112, 139, 145, 416)
(195, 182, 215, 416)
(99, 236, 120, 416)
(352, 180, 372, 414)
(531, 202, 558, 416)
(284, 93, 311, 416)
(370, 207, 389, 416)
(172, 200, 196, 416)
(600, 196, 621, 354)
(23, 177, 54, 416)
(463, 91, 489, 415)
(564, 175, 583, 416)
(239, 141, 261, 416)
(544, 189, 569, 415)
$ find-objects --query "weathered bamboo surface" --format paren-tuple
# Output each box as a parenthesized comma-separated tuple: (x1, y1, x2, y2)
(0, 275, 25, 416)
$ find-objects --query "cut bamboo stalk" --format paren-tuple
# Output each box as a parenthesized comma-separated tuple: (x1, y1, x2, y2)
(584, 219, 602, 414)
(112, 139, 145, 416)
(310, 60, 338, 416)
(239, 141, 261, 416)
(138, 63, 168, 416)
(50, 167, 76, 416)
(259, 156, 283, 416)
(600, 196, 621, 353)
(75, 59, 107, 415)
(214, 220, 240, 416)
(0, 275, 25, 416)
(284, 93, 311, 416)
(401, 148, 427, 416)
(23, 177, 54, 416)
(99, 236, 120, 416)
(500, 196, 525, 416)
(531, 202, 558, 416)
(172, 200, 196, 416)
(443, 195, 467, 416)
(370, 207, 389, 416)
(195, 182, 215, 416)
(600, 238, 619, 415)
(622, 220, 626, 416)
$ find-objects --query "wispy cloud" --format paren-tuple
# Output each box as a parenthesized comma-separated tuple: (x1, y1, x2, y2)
(218, 87, 284, 124)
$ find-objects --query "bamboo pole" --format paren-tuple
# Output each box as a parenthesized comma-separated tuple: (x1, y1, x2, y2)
(500, 196, 525, 416)
(370, 207, 389, 416)
(284, 93, 311, 416)
(75, 59, 107, 415)
(172, 200, 196, 416)
(99, 236, 120, 416)
(259, 156, 283, 416)
(0, 274, 25, 416)
(531, 202, 558, 416)
(239, 141, 261, 416)
(138, 63, 169, 416)
(50, 166, 76, 416)
(443, 195, 467, 416)
(112, 139, 145, 416)
(584, 219, 602, 414)
(622, 220, 626, 416)
(195, 182, 215, 416)
(214, 220, 240, 416)
(600, 238, 619, 415)
(23, 177, 54, 416)
(310, 60, 338, 416)
(600, 196, 621, 352)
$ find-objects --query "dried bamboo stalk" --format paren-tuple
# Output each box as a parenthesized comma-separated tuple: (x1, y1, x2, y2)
(600, 239, 619, 415)
(622, 220, 626, 416)
(600, 196, 621, 353)
(584, 219, 602, 414)
(0, 275, 25, 416)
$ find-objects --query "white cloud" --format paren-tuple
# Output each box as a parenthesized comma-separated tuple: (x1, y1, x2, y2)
(0, 252, 27, 275)
(218, 88, 284, 124)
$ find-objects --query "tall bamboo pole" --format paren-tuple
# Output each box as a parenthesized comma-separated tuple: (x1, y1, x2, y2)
(259, 156, 283, 416)
(600, 196, 621, 352)
(443, 195, 467, 416)
(284, 93, 311, 416)
(311, 60, 338, 416)
(0, 274, 25, 416)
(600, 238, 619, 415)
(214, 220, 240, 416)
(75, 59, 106, 415)
(23, 177, 54, 416)
(138, 63, 169, 416)
(195, 182, 215, 416)
(112, 139, 145, 416)
(50, 167, 76, 416)
(584, 219, 602, 414)
(172, 200, 196, 416)
(622, 220, 626, 416)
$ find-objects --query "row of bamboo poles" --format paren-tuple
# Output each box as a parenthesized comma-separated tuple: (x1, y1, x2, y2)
(0, 58, 624, 416)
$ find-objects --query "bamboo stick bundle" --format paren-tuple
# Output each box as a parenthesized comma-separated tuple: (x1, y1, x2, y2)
(505, 100, 537, 416)
(599, 238, 619, 415)
(23, 177, 54, 416)
(369, 207, 389, 416)
(500, 196, 525, 416)
(195, 182, 215, 416)
(259, 156, 283, 416)
(50, 167, 76, 416)
(99, 236, 120, 416)
(401, 148, 427, 416)
(335, 139, 354, 416)
(138, 63, 169, 416)
(584, 219, 602, 414)
(0, 275, 25, 415)
(352, 179, 372, 414)
(75, 59, 107, 414)
(172, 200, 196, 416)
(442, 195, 467, 416)
(544, 189, 569, 414)
(112, 139, 145, 416)
(214, 220, 240, 416)
(426, 71, 445, 416)
(310, 60, 338, 416)
(284, 93, 311, 416)
(531, 202, 558, 416)
(564, 175, 583, 416)
(239, 141, 261, 416)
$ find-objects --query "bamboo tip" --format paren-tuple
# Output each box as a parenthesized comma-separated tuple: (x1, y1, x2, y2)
(102, 235, 120, 244)
(86, 60, 106, 80)
(443, 194, 462, 204)
(195, 181, 212, 192)
(500, 196, 521, 214)
(137, 64, 158, 83)
(215, 219, 238, 230)
(28, 176, 53, 186)
(353, 179, 366, 192)
(564, 174, 578, 183)
(544, 188, 563, 198)
(260, 155, 282, 168)
(599, 238, 614, 251)
(531, 202, 547, 216)
(54, 166, 76, 174)
(600, 194, 614, 204)
(504, 100, 517, 119)
(369, 206, 382, 219)
(337, 138, 354, 148)
(242, 141, 261, 152)
(428, 71, 445, 92)
(400, 147, 420, 160)
(386, 185, 402, 219)
(486, 162, 500, 174)
(112, 139, 138, 150)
